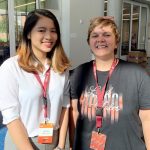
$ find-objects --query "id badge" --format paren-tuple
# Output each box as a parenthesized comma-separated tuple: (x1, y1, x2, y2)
(90, 131, 106, 150)
(38, 123, 53, 144)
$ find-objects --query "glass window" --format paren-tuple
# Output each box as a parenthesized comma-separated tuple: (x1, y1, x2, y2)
(40, 0, 59, 10)
(121, 2, 148, 58)
(14, 0, 36, 48)
(139, 7, 147, 50)
(0, 0, 9, 65)
(121, 3, 131, 55)
(131, 5, 139, 51)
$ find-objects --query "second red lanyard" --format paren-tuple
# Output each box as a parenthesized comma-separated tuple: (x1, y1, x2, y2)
(93, 59, 119, 128)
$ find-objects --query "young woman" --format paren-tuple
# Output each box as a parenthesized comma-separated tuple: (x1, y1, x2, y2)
(0, 9, 70, 150)
(69, 17, 150, 150)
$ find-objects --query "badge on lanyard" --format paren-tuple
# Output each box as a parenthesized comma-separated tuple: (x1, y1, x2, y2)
(34, 69, 53, 144)
(90, 131, 107, 150)
(90, 59, 118, 150)
(38, 123, 54, 144)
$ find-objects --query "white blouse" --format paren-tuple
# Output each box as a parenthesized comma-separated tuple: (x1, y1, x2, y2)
(0, 56, 70, 137)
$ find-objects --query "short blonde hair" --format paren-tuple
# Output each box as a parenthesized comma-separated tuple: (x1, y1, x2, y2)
(87, 16, 120, 45)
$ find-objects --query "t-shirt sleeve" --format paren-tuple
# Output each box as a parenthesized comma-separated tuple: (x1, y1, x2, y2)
(70, 62, 92, 101)
(70, 69, 79, 99)
(138, 68, 150, 109)
(62, 70, 70, 108)
(0, 59, 20, 124)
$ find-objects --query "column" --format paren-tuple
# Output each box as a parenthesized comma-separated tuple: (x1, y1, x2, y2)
(107, 0, 123, 29)
(107, 0, 123, 57)
(99, 0, 105, 17)
(8, 0, 16, 56)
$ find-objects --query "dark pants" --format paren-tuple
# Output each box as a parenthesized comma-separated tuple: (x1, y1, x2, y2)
(0, 111, 4, 128)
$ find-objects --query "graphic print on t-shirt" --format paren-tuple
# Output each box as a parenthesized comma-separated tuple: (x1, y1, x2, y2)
(79, 85, 123, 123)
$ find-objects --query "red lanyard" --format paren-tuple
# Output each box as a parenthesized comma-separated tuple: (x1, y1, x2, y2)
(93, 58, 119, 129)
(34, 68, 50, 119)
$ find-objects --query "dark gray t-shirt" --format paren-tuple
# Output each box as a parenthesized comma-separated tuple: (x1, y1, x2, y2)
(70, 59, 150, 150)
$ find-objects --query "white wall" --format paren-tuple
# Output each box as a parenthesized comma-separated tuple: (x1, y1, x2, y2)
(48, 0, 150, 67)
(61, 0, 104, 69)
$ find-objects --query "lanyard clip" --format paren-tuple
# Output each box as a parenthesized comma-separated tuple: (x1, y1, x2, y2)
(43, 97, 47, 106)
(96, 107, 103, 116)
(44, 118, 48, 124)
(97, 128, 101, 134)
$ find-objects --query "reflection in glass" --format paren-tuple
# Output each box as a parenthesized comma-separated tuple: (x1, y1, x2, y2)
(131, 5, 139, 51)
(0, 0, 9, 65)
(139, 7, 147, 50)
(121, 3, 131, 55)
(40, 0, 58, 10)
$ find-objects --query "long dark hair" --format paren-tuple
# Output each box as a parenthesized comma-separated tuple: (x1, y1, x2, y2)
(17, 9, 70, 73)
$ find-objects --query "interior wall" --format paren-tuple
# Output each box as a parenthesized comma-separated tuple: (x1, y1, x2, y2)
(40, 0, 101, 69)
(64, 0, 104, 69)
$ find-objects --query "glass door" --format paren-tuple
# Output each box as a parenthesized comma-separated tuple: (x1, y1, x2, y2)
(0, 0, 9, 65)
(121, 2, 131, 57)
(139, 7, 147, 50)
(15, 0, 36, 48)
(131, 5, 140, 51)
(0, 0, 37, 65)
(120, 1, 148, 60)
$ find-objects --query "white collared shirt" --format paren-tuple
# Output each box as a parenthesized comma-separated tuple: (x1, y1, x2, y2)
(0, 56, 70, 137)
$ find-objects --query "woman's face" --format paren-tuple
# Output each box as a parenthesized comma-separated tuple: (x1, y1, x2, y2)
(28, 16, 58, 58)
(89, 24, 117, 60)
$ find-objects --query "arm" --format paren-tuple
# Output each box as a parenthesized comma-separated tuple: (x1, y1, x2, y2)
(69, 99, 79, 150)
(139, 109, 150, 150)
(57, 107, 69, 149)
(7, 118, 34, 150)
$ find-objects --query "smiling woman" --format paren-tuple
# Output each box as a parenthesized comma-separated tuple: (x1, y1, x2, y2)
(27, 16, 58, 66)
(0, 9, 70, 150)
(69, 16, 150, 150)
